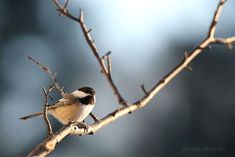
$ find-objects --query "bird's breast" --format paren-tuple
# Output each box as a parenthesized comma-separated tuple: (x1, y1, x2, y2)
(49, 103, 94, 124)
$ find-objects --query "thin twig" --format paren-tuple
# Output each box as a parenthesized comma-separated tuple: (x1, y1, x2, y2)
(28, 56, 66, 97)
(101, 51, 112, 60)
(42, 86, 55, 136)
(101, 51, 112, 74)
(27, 0, 235, 156)
(107, 56, 112, 75)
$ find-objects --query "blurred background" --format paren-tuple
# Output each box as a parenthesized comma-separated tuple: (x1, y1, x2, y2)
(0, 0, 235, 156)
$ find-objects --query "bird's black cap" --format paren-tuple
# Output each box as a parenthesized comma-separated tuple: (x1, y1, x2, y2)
(78, 87, 95, 95)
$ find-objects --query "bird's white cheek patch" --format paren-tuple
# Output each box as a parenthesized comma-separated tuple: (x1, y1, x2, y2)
(71, 90, 89, 98)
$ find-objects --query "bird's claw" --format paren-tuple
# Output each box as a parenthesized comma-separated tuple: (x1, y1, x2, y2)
(75, 122, 89, 133)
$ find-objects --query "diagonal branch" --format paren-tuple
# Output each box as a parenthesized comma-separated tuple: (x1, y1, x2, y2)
(52, 0, 128, 106)
(27, 0, 235, 156)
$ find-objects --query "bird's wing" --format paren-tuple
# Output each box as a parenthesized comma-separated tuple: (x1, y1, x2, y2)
(48, 95, 78, 110)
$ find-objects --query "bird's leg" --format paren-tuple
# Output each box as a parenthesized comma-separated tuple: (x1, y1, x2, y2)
(89, 112, 99, 123)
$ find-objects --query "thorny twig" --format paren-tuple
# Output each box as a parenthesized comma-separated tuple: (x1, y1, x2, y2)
(27, 0, 235, 156)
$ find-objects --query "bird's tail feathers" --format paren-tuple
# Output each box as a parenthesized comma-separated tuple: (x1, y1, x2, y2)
(19, 112, 43, 120)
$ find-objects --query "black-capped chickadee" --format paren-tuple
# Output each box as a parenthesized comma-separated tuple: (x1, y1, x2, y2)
(20, 87, 96, 124)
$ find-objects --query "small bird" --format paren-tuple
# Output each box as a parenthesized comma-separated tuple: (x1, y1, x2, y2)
(20, 87, 96, 124)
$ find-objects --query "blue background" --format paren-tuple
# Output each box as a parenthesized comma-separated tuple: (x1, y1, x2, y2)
(0, 0, 235, 156)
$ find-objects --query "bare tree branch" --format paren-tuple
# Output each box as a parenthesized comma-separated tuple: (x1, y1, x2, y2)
(52, 0, 128, 106)
(27, 0, 235, 156)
